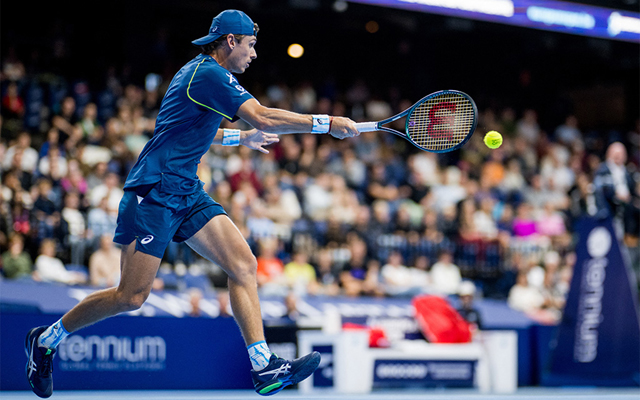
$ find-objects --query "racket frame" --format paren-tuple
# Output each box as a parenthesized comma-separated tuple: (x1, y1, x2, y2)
(358, 89, 478, 153)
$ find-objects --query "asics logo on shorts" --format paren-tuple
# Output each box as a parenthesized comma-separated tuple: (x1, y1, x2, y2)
(141, 235, 154, 244)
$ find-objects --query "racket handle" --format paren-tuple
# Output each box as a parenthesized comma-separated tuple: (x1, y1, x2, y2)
(355, 122, 378, 133)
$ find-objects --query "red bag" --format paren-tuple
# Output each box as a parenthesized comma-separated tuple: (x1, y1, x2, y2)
(412, 295, 472, 343)
(342, 322, 391, 348)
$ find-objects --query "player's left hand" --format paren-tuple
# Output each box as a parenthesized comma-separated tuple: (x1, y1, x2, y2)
(240, 129, 279, 154)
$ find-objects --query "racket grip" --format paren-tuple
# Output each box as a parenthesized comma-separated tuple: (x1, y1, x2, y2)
(355, 122, 378, 133)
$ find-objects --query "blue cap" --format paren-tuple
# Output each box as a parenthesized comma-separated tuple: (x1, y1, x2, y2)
(192, 10, 256, 46)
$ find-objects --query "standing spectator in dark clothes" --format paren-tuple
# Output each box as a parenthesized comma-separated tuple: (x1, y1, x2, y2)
(594, 142, 639, 238)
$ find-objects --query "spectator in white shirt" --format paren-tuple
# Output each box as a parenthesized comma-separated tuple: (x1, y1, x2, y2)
(508, 270, 545, 314)
(89, 235, 121, 287)
(430, 250, 462, 295)
(381, 251, 414, 296)
(3, 131, 39, 173)
(34, 239, 85, 285)
(88, 172, 124, 211)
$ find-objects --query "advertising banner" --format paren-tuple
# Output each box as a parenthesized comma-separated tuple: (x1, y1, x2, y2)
(544, 217, 640, 386)
(347, 0, 640, 42)
(0, 313, 253, 390)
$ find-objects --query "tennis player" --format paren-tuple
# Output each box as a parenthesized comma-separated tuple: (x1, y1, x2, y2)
(25, 9, 358, 398)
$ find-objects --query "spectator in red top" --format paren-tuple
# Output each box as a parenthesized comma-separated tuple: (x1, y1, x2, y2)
(1, 82, 25, 120)
(256, 237, 286, 294)
(229, 158, 262, 194)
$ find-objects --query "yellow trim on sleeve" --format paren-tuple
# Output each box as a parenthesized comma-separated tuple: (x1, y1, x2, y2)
(187, 58, 233, 120)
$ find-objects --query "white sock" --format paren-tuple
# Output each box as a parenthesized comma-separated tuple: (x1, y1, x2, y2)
(38, 318, 70, 349)
(247, 340, 272, 371)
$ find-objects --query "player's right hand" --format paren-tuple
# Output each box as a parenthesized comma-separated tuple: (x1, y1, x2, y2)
(329, 117, 359, 140)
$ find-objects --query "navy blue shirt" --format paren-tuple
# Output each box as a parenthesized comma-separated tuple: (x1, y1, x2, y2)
(124, 54, 254, 194)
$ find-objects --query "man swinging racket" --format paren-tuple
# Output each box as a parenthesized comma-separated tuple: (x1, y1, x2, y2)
(25, 9, 359, 398)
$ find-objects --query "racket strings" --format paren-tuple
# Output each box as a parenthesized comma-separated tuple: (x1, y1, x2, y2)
(407, 93, 475, 151)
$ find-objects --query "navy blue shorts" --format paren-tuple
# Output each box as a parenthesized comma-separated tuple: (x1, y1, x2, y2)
(114, 181, 226, 258)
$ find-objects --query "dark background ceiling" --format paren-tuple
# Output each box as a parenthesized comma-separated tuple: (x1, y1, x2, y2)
(2, 0, 639, 131)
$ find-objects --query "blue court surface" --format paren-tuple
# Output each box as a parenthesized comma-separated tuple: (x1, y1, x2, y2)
(1, 388, 639, 400)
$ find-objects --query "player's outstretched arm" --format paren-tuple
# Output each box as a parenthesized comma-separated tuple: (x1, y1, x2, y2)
(236, 98, 359, 139)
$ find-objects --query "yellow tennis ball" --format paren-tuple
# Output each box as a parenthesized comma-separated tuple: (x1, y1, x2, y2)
(484, 131, 503, 149)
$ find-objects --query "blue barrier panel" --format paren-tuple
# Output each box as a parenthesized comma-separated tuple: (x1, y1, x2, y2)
(0, 313, 253, 391)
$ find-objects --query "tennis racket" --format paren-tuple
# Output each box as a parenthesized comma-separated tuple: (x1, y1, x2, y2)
(355, 90, 478, 153)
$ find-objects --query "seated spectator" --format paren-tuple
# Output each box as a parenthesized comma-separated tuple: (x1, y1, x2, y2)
(540, 268, 565, 322)
(473, 197, 498, 240)
(313, 247, 340, 296)
(188, 288, 204, 317)
(456, 281, 482, 330)
(304, 173, 333, 221)
(33, 239, 86, 284)
(340, 238, 383, 297)
(32, 178, 63, 241)
(1, 233, 32, 279)
(554, 115, 581, 146)
(508, 270, 545, 314)
(60, 159, 88, 198)
(229, 158, 262, 194)
(88, 172, 123, 211)
(246, 199, 275, 240)
(381, 251, 416, 296)
(87, 196, 118, 250)
(512, 203, 537, 238)
(61, 191, 87, 265)
(410, 255, 431, 289)
(429, 166, 467, 213)
(38, 146, 68, 181)
(256, 237, 286, 293)
(430, 250, 462, 295)
(2, 131, 38, 173)
(536, 201, 567, 238)
(263, 183, 302, 227)
(217, 289, 232, 318)
(89, 235, 121, 287)
(284, 250, 318, 295)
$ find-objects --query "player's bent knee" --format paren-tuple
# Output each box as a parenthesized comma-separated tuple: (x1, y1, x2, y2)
(228, 254, 258, 285)
(115, 290, 150, 312)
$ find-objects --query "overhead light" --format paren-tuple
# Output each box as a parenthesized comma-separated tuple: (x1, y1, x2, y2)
(288, 43, 305, 58)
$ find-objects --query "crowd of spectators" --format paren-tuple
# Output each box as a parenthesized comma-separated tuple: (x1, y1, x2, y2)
(1, 51, 639, 324)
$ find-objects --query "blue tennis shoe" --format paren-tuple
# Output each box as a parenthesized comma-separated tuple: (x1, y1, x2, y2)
(251, 352, 321, 396)
(25, 326, 56, 398)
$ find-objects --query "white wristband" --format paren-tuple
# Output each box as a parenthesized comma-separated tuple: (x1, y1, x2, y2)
(311, 114, 331, 134)
(222, 129, 240, 146)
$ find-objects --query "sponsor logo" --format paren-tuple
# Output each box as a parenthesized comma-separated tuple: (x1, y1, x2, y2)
(141, 235, 154, 245)
(235, 84, 248, 95)
(226, 72, 237, 84)
(58, 335, 166, 372)
(374, 360, 474, 381)
(574, 228, 611, 363)
(259, 363, 291, 379)
(376, 363, 428, 379)
(27, 338, 37, 378)
(586, 227, 611, 258)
